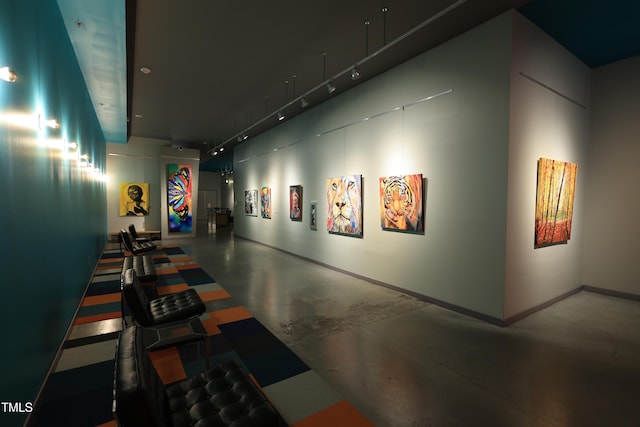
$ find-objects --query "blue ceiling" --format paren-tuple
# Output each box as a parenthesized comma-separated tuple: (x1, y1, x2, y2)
(56, 0, 127, 144)
(519, 0, 640, 68)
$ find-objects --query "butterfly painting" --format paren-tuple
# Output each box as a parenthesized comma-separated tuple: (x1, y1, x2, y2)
(167, 164, 192, 232)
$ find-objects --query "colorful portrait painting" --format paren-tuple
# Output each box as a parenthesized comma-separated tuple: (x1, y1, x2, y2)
(379, 174, 424, 233)
(290, 185, 302, 221)
(326, 175, 362, 237)
(120, 182, 150, 216)
(167, 164, 192, 233)
(261, 187, 271, 219)
(245, 190, 258, 216)
(535, 158, 577, 248)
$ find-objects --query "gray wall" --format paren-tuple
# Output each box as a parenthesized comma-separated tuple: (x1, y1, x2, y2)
(107, 137, 201, 239)
(583, 55, 640, 296)
(233, 12, 514, 320)
(504, 12, 591, 319)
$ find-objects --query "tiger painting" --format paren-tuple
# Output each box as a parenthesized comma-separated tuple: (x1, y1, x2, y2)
(326, 175, 362, 237)
(379, 174, 423, 233)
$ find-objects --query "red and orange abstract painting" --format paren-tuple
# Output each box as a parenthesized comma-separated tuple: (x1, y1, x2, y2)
(534, 158, 577, 248)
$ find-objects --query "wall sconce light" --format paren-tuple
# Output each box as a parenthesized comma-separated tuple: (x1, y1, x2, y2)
(0, 66, 17, 82)
(38, 115, 60, 130)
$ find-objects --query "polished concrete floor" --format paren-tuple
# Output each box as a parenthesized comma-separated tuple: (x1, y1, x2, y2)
(168, 223, 640, 427)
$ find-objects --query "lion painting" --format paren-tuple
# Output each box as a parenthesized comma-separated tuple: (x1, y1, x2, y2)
(326, 175, 362, 237)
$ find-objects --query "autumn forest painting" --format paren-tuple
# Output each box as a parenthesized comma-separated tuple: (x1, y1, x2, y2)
(534, 158, 577, 248)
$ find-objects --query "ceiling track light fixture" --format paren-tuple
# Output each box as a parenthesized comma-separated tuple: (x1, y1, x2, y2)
(0, 66, 17, 82)
(277, 111, 285, 121)
(382, 7, 389, 46)
(364, 20, 370, 56)
(212, 0, 469, 153)
(211, 144, 226, 156)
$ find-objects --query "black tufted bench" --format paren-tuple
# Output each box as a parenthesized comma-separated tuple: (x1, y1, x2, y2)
(113, 325, 281, 427)
(122, 255, 157, 297)
(121, 268, 206, 327)
(119, 229, 156, 255)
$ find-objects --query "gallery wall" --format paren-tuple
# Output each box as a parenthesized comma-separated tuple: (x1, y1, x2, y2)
(0, 0, 107, 422)
(107, 137, 201, 239)
(582, 55, 640, 297)
(504, 12, 591, 320)
(107, 137, 163, 233)
(233, 12, 515, 321)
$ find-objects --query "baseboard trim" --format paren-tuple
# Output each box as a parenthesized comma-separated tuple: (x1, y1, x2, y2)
(502, 286, 583, 326)
(233, 235, 640, 328)
(583, 285, 640, 302)
(235, 234, 505, 326)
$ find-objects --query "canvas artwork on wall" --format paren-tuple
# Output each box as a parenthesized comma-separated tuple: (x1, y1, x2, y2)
(289, 185, 302, 221)
(379, 174, 424, 233)
(120, 182, 150, 216)
(260, 187, 271, 219)
(326, 175, 363, 237)
(535, 158, 577, 248)
(309, 201, 317, 230)
(167, 164, 192, 233)
(245, 189, 258, 216)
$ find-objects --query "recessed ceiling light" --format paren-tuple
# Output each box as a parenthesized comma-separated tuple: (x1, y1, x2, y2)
(140, 66, 152, 74)
(135, 114, 143, 118)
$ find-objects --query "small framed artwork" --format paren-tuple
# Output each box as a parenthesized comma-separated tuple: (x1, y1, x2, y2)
(379, 174, 424, 233)
(326, 175, 363, 237)
(245, 189, 258, 216)
(120, 182, 150, 216)
(310, 201, 317, 230)
(290, 185, 302, 221)
(534, 158, 577, 248)
(261, 186, 271, 219)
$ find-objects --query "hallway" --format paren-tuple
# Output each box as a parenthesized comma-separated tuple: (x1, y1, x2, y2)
(167, 226, 640, 426)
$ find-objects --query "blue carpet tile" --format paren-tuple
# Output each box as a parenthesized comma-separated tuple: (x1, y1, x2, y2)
(27, 245, 373, 427)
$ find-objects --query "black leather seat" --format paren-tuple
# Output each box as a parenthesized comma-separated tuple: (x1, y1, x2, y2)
(122, 255, 157, 282)
(119, 229, 156, 255)
(123, 255, 157, 297)
(121, 268, 205, 327)
(113, 325, 280, 427)
(129, 224, 152, 243)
